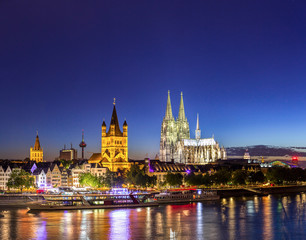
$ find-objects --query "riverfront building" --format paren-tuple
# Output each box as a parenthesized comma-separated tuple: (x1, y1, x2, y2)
(160, 91, 226, 164)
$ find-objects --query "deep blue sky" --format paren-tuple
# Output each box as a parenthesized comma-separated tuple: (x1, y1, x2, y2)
(1, 0, 306, 160)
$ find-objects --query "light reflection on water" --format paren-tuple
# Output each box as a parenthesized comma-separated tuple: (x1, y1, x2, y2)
(1, 194, 306, 239)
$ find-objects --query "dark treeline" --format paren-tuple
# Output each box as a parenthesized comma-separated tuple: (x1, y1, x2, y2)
(180, 167, 306, 188)
(62, 166, 306, 189)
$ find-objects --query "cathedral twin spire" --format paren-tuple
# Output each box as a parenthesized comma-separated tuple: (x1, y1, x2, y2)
(165, 90, 186, 121)
(165, 90, 174, 120)
(178, 92, 186, 121)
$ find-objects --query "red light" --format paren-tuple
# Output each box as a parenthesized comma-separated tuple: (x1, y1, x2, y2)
(292, 156, 298, 161)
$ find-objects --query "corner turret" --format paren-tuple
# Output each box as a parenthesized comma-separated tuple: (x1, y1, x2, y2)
(123, 120, 128, 137)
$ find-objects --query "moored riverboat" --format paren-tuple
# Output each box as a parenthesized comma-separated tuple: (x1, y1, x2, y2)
(154, 189, 219, 204)
(27, 193, 158, 211)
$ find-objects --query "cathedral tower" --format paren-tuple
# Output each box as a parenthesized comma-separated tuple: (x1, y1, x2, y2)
(160, 91, 177, 162)
(177, 92, 190, 141)
(30, 132, 44, 162)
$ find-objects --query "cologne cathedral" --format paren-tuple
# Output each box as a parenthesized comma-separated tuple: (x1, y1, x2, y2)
(160, 91, 227, 164)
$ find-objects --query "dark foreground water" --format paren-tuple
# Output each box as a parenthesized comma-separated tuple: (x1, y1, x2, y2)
(1, 194, 306, 240)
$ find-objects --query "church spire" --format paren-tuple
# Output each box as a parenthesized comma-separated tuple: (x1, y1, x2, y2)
(107, 99, 123, 136)
(165, 90, 173, 120)
(196, 113, 200, 130)
(34, 132, 41, 150)
(178, 92, 186, 120)
(195, 114, 201, 139)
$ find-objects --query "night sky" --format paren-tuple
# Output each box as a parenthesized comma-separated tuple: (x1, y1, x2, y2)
(1, 0, 306, 160)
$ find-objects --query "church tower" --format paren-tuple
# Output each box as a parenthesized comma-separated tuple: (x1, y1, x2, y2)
(160, 91, 177, 162)
(177, 92, 190, 141)
(99, 99, 129, 172)
(30, 132, 44, 162)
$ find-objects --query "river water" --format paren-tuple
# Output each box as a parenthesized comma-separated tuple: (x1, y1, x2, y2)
(1, 194, 306, 240)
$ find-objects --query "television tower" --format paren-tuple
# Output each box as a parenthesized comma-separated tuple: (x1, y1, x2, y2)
(79, 130, 87, 160)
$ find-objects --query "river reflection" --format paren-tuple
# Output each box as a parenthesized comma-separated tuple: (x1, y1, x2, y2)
(1, 194, 306, 239)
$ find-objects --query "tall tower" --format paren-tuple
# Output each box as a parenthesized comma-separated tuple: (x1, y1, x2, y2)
(30, 132, 44, 162)
(177, 92, 190, 141)
(195, 114, 201, 140)
(79, 130, 87, 160)
(98, 99, 129, 171)
(160, 91, 177, 162)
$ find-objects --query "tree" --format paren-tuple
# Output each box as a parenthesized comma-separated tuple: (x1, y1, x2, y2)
(248, 171, 265, 184)
(101, 169, 125, 188)
(146, 175, 157, 188)
(126, 165, 143, 185)
(7, 169, 34, 192)
(126, 165, 156, 188)
(185, 173, 203, 186)
(165, 172, 183, 187)
(290, 168, 306, 182)
(60, 159, 72, 169)
(201, 174, 212, 186)
(232, 170, 248, 185)
(211, 169, 232, 185)
(266, 167, 289, 184)
(79, 173, 102, 188)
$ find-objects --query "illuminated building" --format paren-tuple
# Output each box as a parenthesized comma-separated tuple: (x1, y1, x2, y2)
(33, 168, 47, 188)
(160, 91, 189, 162)
(160, 91, 226, 164)
(59, 144, 78, 161)
(244, 149, 251, 160)
(30, 133, 44, 162)
(0, 165, 13, 190)
(89, 99, 130, 172)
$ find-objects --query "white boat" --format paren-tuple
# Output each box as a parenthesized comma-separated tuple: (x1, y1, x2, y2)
(27, 193, 158, 211)
(154, 189, 219, 204)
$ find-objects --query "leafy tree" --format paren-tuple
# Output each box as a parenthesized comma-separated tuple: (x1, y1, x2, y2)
(290, 168, 306, 182)
(201, 174, 212, 186)
(248, 171, 265, 184)
(165, 172, 183, 187)
(146, 175, 157, 188)
(60, 159, 73, 169)
(126, 165, 143, 185)
(7, 169, 34, 192)
(79, 173, 102, 188)
(126, 165, 156, 188)
(266, 167, 289, 184)
(101, 169, 125, 188)
(232, 170, 248, 185)
(211, 169, 232, 185)
(185, 173, 203, 186)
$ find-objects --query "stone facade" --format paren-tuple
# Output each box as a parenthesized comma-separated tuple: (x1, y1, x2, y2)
(89, 100, 130, 172)
(160, 91, 227, 164)
(30, 133, 43, 162)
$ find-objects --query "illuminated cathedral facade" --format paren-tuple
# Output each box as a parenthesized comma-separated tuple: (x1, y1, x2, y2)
(160, 91, 226, 164)
(89, 100, 130, 172)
